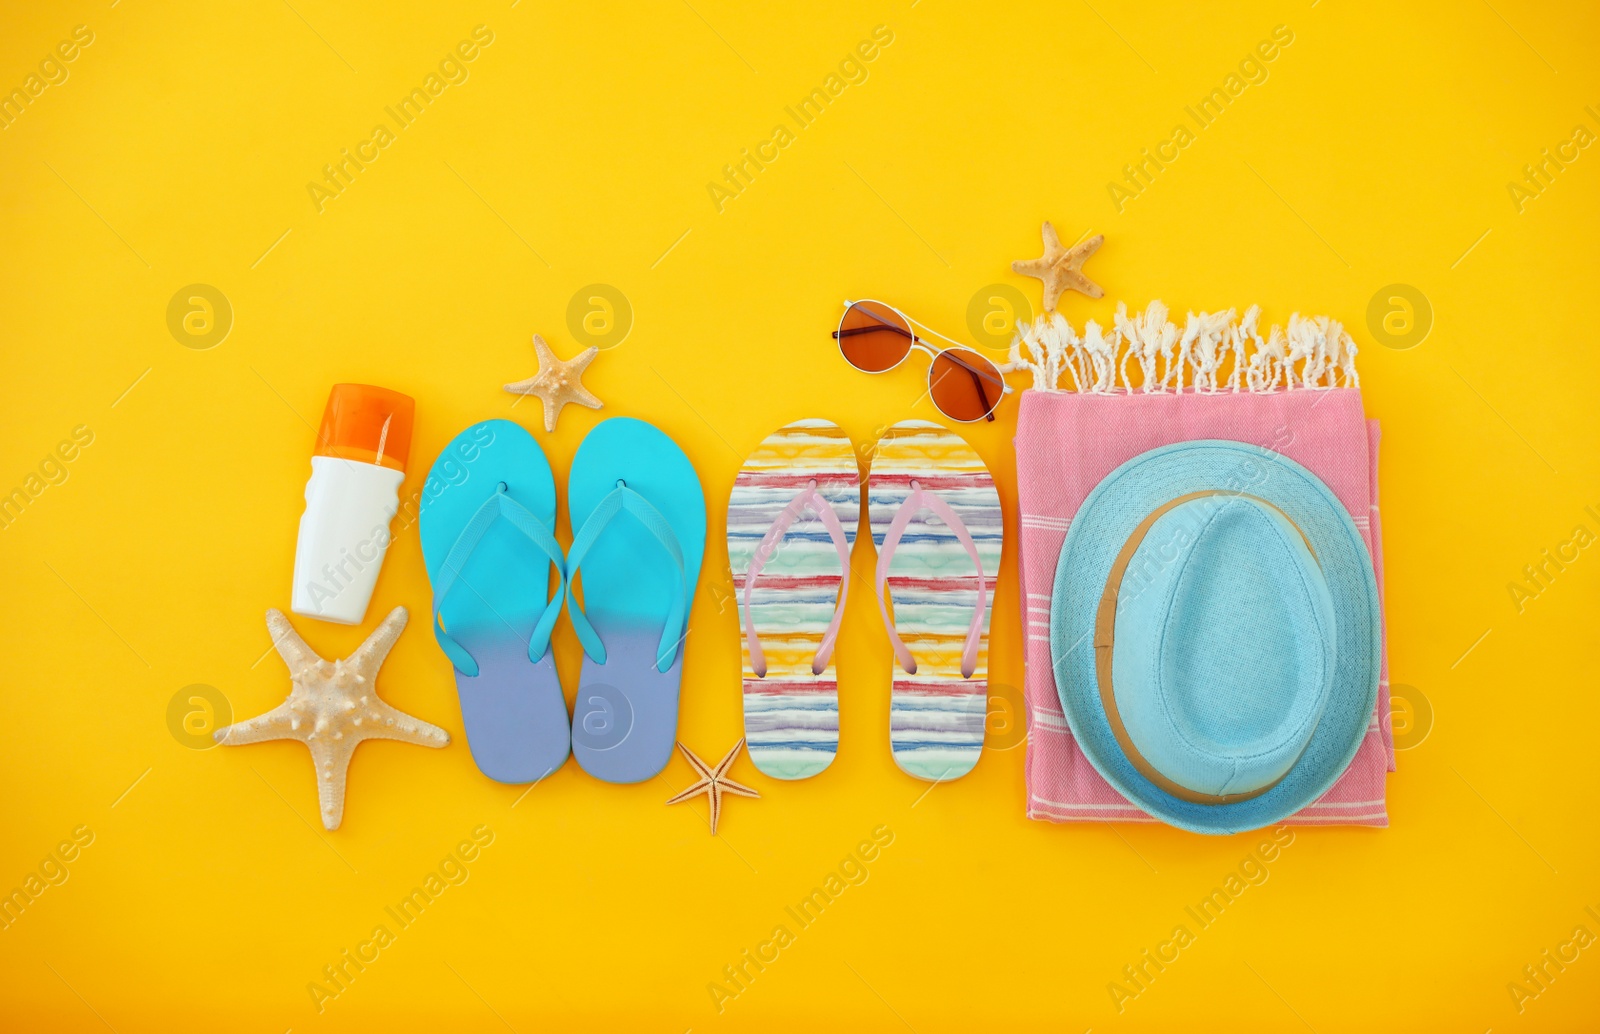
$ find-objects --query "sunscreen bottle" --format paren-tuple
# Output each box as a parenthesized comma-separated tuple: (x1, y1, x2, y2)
(290, 384, 414, 625)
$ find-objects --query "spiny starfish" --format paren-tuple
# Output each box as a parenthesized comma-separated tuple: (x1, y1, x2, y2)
(215, 607, 449, 830)
(666, 738, 760, 835)
(503, 333, 604, 433)
(1012, 221, 1105, 311)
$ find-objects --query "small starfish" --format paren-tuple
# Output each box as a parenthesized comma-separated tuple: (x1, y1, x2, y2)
(215, 607, 449, 830)
(666, 738, 760, 835)
(1011, 221, 1105, 311)
(503, 334, 604, 433)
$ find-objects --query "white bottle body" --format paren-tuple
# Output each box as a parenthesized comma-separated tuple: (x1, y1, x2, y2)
(290, 455, 405, 625)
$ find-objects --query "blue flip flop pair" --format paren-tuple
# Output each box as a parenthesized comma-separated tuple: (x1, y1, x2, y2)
(419, 417, 706, 785)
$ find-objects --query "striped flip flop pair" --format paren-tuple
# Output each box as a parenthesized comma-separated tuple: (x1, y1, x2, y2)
(728, 419, 1003, 782)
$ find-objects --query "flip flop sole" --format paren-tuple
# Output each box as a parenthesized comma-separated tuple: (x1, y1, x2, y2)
(567, 417, 706, 784)
(420, 420, 569, 783)
(729, 419, 860, 780)
(868, 420, 1002, 781)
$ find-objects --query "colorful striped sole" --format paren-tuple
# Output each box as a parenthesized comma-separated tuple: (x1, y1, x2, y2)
(868, 420, 1003, 781)
(729, 419, 860, 779)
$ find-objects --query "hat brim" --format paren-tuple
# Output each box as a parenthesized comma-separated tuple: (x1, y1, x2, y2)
(1050, 440, 1381, 835)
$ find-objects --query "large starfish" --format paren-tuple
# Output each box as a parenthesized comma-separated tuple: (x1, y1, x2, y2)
(666, 738, 760, 835)
(215, 607, 449, 830)
(1011, 221, 1105, 311)
(503, 333, 604, 433)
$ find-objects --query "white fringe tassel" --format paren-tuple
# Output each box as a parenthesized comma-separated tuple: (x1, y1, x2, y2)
(1006, 301, 1360, 394)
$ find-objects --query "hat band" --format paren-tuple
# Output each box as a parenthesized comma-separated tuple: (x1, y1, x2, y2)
(1092, 491, 1317, 805)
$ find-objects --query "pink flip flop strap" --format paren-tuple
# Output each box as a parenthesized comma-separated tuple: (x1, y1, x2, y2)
(742, 479, 853, 678)
(874, 481, 988, 678)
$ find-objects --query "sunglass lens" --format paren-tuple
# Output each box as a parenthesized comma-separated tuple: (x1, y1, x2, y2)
(929, 348, 1005, 422)
(836, 302, 913, 373)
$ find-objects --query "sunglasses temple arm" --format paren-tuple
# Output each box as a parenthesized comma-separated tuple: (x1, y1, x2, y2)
(941, 349, 1008, 390)
(964, 365, 997, 422)
(834, 323, 915, 341)
(932, 361, 1000, 422)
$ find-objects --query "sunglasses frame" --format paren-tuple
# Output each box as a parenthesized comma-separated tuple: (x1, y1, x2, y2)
(833, 299, 1014, 423)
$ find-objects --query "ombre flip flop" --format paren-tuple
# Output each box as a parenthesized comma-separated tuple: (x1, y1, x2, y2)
(420, 420, 569, 783)
(565, 417, 707, 783)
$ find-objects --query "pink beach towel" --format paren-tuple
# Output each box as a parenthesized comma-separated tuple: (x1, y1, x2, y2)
(1015, 387, 1392, 827)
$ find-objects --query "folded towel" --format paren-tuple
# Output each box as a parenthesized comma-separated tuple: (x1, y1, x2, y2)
(1015, 387, 1393, 827)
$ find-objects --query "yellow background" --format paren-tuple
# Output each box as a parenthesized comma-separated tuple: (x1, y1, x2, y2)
(2, 0, 1597, 1030)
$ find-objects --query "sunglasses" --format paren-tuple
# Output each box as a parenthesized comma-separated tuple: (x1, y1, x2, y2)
(832, 300, 1013, 423)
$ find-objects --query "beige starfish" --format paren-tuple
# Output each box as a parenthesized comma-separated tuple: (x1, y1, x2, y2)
(1012, 221, 1105, 311)
(666, 738, 760, 835)
(503, 334, 603, 433)
(215, 607, 449, 830)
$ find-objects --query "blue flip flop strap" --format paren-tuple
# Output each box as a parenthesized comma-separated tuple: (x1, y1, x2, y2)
(565, 483, 687, 672)
(433, 485, 567, 674)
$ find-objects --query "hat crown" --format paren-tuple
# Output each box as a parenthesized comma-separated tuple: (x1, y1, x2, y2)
(1111, 496, 1338, 799)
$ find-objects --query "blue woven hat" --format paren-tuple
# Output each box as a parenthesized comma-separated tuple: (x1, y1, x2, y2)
(1050, 441, 1381, 835)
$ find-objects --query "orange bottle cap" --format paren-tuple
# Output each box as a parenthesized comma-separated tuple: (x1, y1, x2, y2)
(314, 384, 414, 473)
